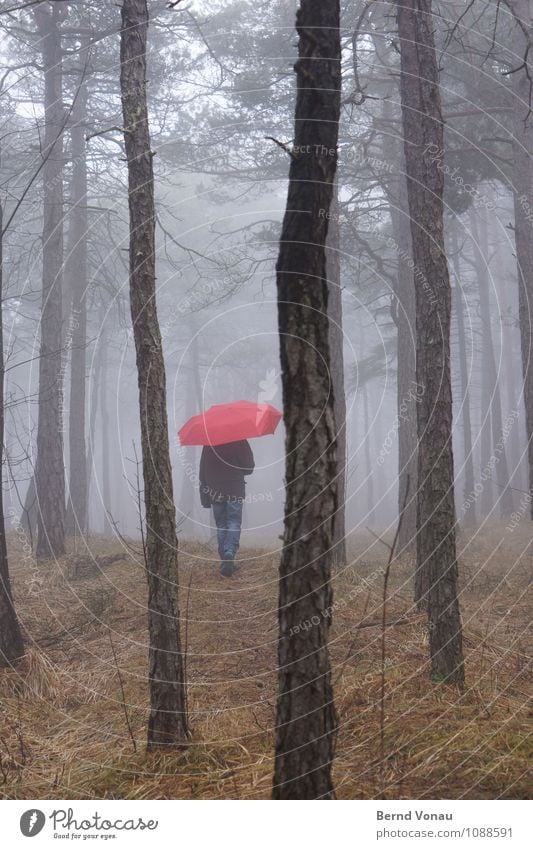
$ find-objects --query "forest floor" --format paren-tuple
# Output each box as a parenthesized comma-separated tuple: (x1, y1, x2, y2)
(0, 522, 531, 800)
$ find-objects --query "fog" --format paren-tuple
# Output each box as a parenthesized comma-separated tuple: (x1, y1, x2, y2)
(1, 0, 532, 806)
(0, 1, 530, 555)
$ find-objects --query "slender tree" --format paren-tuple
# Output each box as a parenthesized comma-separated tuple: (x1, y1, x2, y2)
(99, 335, 112, 533)
(0, 142, 24, 666)
(327, 180, 347, 566)
(396, 0, 464, 687)
(449, 222, 476, 527)
(470, 205, 514, 518)
(381, 97, 418, 554)
(273, 0, 341, 799)
(120, 0, 188, 746)
(65, 36, 90, 538)
(511, 0, 533, 517)
(34, 1, 66, 559)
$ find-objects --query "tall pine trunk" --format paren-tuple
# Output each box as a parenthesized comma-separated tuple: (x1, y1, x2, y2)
(450, 223, 476, 527)
(99, 335, 111, 533)
(396, 0, 464, 688)
(511, 2, 533, 517)
(66, 41, 89, 538)
(362, 380, 376, 524)
(327, 181, 347, 566)
(382, 98, 418, 553)
(0, 149, 24, 666)
(34, 3, 66, 559)
(120, 0, 188, 747)
(492, 222, 522, 499)
(273, 0, 341, 799)
(86, 308, 103, 534)
(470, 207, 513, 518)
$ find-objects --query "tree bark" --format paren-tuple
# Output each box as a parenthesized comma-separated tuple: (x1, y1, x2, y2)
(34, 2, 66, 559)
(65, 40, 89, 538)
(511, 0, 533, 518)
(382, 98, 418, 554)
(327, 181, 347, 566)
(273, 0, 341, 799)
(21, 475, 37, 548)
(0, 150, 25, 667)
(449, 223, 476, 527)
(120, 0, 188, 747)
(396, 0, 464, 688)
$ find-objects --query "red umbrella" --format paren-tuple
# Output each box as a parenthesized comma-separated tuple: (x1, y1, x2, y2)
(178, 400, 282, 446)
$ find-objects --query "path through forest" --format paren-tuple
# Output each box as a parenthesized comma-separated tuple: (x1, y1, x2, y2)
(0, 529, 530, 799)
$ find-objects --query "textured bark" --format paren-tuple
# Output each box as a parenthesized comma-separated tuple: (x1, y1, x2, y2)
(382, 99, 418, 553)
(511, 1, 533, 518)
(450, 224, 476, 527)
(273, 0, 340, 800)
(396, 0, 464, 688)
(0, 159, 25, 667)
(120, 0, 188, 747)
(177, 320, 202, 532)
(34, 3, 66, 559)
(65, 42, 89, 538)
(327, 182, 347, 566)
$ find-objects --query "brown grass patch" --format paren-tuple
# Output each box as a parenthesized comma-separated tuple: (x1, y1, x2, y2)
(0, 523, 530, 799)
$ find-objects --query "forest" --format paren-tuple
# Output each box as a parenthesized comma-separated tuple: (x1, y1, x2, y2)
(0, 0, 531, 803)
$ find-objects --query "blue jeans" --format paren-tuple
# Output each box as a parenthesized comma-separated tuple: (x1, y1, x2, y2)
(212, 499, 243, 560)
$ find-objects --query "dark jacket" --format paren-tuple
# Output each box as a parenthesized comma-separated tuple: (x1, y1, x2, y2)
(199, 440, 254, 504)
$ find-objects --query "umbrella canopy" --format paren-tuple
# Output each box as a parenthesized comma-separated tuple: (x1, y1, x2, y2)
(178, 400, 282, 446)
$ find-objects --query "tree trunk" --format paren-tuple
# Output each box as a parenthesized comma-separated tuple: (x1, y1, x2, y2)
(382, 98, 418, 553)
(492, 221, 523, 498)
(449, 223, 476, 527)
(21, 475, 37, 548)
(471, 206, 514, 518)
(120, 0, 188, 747)
(100, 333, 111, 534)
(65, 41, 89, 538)
(34, 2, 66, 559)
(327, 181, 347, 566)
(511, 3, 533, 517)
(177, 319, 203, 534)
(396, 0, 464, 688)
(362, 375, 376, 525)
(86, 305, 104, 534)
(273, 0, 341, 799)
(0, 151, 25, 667)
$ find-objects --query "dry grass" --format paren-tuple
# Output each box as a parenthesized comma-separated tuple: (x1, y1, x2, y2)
(0, 522, 531, 799)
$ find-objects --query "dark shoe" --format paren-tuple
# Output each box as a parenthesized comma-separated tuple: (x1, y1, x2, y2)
(232, 561, 241, 574)
(220, 555, 234, 577)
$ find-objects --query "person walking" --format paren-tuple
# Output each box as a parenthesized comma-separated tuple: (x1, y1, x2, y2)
(199, 439, 255, 576)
